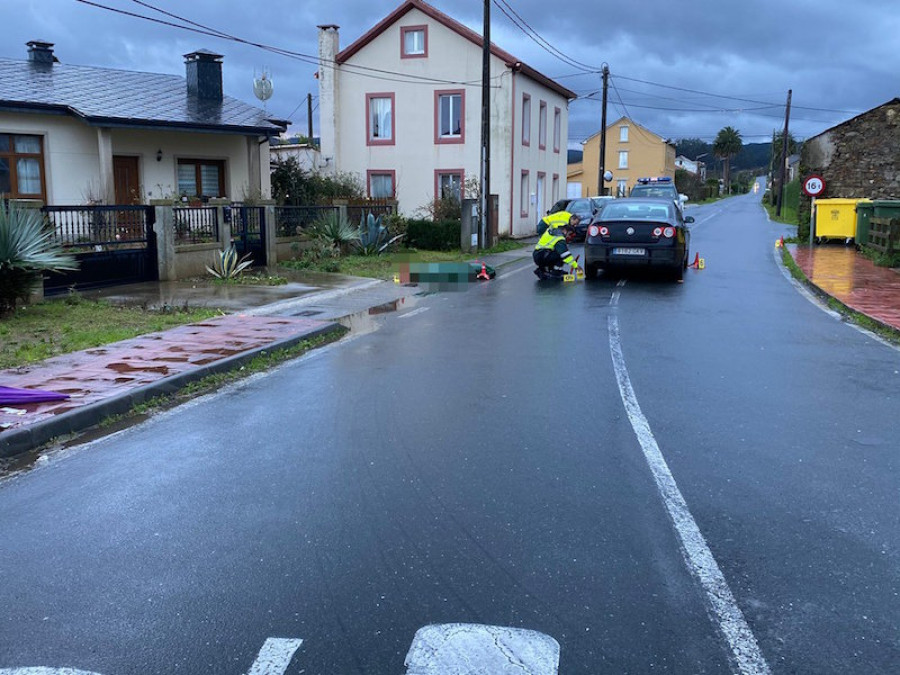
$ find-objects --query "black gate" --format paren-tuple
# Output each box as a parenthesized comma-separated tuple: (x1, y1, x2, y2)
(42, 205, 158, 295)
(231, 205, 266, 266)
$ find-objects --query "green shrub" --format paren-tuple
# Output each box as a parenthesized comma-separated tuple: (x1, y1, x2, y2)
(406, 219, 459, 251)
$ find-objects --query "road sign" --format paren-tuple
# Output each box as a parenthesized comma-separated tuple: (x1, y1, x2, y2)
(802, 174, 825, 197)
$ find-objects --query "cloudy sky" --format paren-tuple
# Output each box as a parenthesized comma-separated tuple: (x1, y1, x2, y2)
(3, 0, 898, 148)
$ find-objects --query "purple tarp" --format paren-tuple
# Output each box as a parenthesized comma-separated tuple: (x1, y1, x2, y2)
(0, 386, 70, 405)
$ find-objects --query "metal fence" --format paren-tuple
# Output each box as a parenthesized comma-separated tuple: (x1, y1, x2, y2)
(43, 205, 150, 249)
(273, 205, 338, 237)
(347, 200, 397, 226)
(174, 206, 219, 245)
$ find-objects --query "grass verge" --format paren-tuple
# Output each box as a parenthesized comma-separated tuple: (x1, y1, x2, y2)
(280, 240, 527, 279)
(0, 297, 222, 370)
(780, 247, 900, 344)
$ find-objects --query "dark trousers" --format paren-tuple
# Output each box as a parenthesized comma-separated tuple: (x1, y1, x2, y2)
(533, 248, 563, 270)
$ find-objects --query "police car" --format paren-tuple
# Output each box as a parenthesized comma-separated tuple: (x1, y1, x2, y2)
(628, 177, 687, 214)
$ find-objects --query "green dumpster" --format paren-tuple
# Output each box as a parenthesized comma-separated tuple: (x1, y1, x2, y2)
(869, 200, 900, 253)
(855, 200, 873, 247)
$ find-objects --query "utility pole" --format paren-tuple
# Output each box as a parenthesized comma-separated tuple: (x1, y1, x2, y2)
(597, 65, 609, 196)
(776, 89, 792, 217)
(307, 93, 314, 147)
(479, 0, 491, 249)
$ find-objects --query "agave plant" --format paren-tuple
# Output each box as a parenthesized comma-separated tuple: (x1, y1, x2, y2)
(0, 200, 78, 317)
(312, 211, 358, 255)
(356, 212, 406, 256)
(206, 244, 254, 280)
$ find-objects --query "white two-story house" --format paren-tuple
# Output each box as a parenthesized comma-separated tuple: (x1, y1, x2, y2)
(317, 0, 575, 237)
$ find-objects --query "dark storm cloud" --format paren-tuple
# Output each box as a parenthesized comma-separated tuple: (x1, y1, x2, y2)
(3, 0, 897, 145)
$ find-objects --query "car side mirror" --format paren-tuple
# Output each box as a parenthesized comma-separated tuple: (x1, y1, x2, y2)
(684, 216, 695, 224)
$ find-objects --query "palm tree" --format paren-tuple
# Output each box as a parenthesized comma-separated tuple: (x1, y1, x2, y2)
(713, 126, 743, 194)
(0, 201, 78, 316)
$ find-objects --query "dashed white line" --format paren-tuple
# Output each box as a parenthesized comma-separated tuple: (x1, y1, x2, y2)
(245, 638, 303, 675)
(607, 289, 771, 675)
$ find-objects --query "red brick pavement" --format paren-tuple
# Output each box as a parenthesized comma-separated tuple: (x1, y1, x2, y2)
(788, 244, 900, 331)
(0, 314, 332, 434)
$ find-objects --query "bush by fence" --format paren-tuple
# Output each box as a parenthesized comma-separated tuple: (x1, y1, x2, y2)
(405, 219, 459, 251)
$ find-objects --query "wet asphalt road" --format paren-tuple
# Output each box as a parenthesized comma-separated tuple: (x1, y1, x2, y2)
(0, 191, 898, 674)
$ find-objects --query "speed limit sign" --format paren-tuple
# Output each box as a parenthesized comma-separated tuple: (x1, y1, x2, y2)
(802, 174, 825, 197)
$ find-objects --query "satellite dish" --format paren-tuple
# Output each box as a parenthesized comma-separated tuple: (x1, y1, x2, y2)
(253, 69, 273, 111)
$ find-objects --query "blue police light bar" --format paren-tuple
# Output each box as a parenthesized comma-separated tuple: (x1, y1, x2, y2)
(636, 176, 673, 183)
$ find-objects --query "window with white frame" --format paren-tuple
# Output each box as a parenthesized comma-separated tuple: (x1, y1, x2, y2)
(401, 26, 427, 57)
(520, 170, 529, 216)
(617, 179, 628, 197)
(538, 101, 547, 149)
(553, 108, 561, 152)
(436, 171, 462, 202)
(368, 171, 395, 198)
(521, 94, 531, 146)
(0, 133, 45, 200)
(367, 94, 394, 144)
(618, 151, 628, 169)
(436, 90, 464, 143)
(620, 125, 629, 142)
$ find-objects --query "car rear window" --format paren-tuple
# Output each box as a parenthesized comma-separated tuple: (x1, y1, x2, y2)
(602, 202, 673, 220)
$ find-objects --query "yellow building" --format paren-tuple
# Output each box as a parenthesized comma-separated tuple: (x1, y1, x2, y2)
(578, 116, 676, 197)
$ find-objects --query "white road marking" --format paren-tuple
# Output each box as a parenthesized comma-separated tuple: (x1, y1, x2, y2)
(398, 307, 430, 319)
(607, 294, 771, 674)
(404, 623, 559, 675)
(245, 638, 303, 675)
(0, 670, 105, 675)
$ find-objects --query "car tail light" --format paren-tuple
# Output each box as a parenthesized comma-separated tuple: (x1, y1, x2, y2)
(653, 227, 663, 237)
(588, 225, 599, 237)
(662, 226, 676, 238)
(599, 226, 609, 236)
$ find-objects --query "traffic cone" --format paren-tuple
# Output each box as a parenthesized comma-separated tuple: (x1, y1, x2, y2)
(476, 261, 490, 281)
(690, 252, 700, 269)
(776, 236, 784, 248)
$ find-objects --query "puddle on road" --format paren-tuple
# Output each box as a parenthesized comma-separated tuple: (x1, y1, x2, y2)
(335, 294, 427, 335)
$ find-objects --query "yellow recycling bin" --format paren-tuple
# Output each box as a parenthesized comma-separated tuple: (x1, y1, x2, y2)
(814, 198, 861, 243)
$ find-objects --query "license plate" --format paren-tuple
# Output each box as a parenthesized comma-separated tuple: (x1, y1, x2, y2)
(613, 247, 645, 256)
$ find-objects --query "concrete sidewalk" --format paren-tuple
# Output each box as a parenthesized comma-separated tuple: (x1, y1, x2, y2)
(0, 250, 532, 458)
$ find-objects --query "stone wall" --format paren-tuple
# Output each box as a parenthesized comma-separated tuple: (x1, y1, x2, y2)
(799, 99, 900, 227)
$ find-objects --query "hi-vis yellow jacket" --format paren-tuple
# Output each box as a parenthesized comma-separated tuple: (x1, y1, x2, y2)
(534, 221, 578, 268)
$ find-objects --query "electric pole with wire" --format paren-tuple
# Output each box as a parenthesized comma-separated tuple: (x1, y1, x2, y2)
(479, 0, 491, 249)
(776, 89, 792, 217)
(597, 64, 609, 196)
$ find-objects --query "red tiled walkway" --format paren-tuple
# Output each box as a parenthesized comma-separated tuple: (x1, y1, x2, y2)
(0, 314, 332, 434)
(788, 245, 900, 331)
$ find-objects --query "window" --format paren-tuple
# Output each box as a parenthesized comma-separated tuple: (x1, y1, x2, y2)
(520, 170, 529, 217)
(521, 94, 531, 146)
(177, 159, 225, 198)
(617, 179, 628, 197)
(0, 133, 45, 200)
(538, 101, 547, 150)
(620, 125, 629, 142)
(367, 93, 395, 145)
(435, 90, 464, 144)
(435, 170, 463, 203)
(618, 151, 629, 169)
(552, 173, 559, 201)
(367, 170, 395, 198)
(401, 26, 427, 58)
(553, 107, 561, 153)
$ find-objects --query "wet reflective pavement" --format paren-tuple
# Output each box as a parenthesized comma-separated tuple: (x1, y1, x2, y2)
(787, 244, 900, 331)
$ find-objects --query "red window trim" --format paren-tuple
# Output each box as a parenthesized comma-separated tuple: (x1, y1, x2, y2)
(434, 168, 464, 202)
(366, 169, 396, 198)
(400, 25, 428, 59)
(553, 107, 561, 153)
(434, 89, 465, 145)
(366, 92, 396, 147)
(520, 169, 530, 217)
(521, 93, 531, 147)
(538, 100, 547, 150)
(0, 133, 47, 201)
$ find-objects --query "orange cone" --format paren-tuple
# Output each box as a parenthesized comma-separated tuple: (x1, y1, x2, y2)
(476, 261, 490, 281)
(690, 252, 700, 268)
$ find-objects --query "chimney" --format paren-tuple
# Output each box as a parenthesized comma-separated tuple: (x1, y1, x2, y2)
(184, 49, 224, 101)
(317, 25, 340, 172)
(27, 40, 57, 66)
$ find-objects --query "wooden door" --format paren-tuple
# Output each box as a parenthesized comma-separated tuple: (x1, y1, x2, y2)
(113, 156, 140, 205)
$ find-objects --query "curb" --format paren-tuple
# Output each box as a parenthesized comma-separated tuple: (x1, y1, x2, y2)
(0, 323, 342, 459)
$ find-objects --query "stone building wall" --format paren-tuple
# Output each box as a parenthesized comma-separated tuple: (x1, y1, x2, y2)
(798, 98, 900, 228)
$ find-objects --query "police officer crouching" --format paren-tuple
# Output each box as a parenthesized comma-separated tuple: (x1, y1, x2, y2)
(533, 213, 581, 280)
